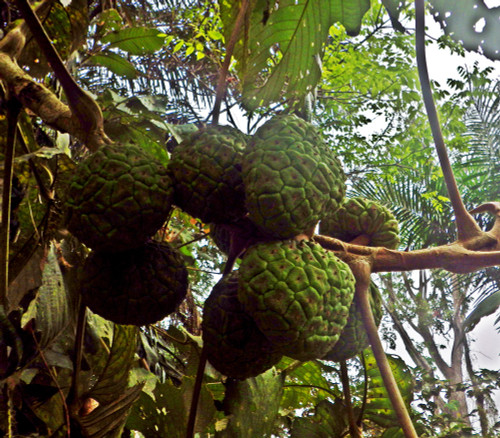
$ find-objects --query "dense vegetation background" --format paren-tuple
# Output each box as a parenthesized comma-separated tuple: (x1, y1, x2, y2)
(1, 0, 500, 436)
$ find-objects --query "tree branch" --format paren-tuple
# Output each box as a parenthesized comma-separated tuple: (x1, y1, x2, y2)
(349, 259, 418, 438)
(314, 234, 500, 275)
(5, 0, 111, 151)
(414, 0, 482, 242)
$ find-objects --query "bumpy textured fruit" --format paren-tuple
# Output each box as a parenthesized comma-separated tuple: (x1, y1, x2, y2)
(322, 282, 383, 362)
(66, 143, 173, 252)
(320, 197, 400, 249)
(168, 125, 248, 224)
(202, 272, 282, 379)
(242, 114, 345, 238)
(238, 239, 355, 361)
(80, 241, 188, 326)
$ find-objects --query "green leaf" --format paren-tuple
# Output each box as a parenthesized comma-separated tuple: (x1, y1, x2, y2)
(102, 27, 166, 55)
(87, 51, 138, 78)
(364, 349, 415, 428)
(381, 0, 406, 32)
(464, 290, 500, 332)
(290, 399, 347, 437)
(88, 324, 139, 405)
(237, 0, 370, 109)
(217, 368, 285, 437)
(21, 245, 72, 349)
(78, 384, 144, 438)
(126, 377, 215, 437)
(281, 358, 340, 411)
(429, 0, 500, 60)
(381, 426, 406, 438)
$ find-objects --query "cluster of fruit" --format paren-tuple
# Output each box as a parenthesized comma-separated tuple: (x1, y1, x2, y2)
(64, 114, 400, 378)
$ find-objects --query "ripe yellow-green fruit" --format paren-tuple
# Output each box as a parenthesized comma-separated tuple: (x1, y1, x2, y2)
(238, 239, 355, 361)
(65, 143, 173, 252)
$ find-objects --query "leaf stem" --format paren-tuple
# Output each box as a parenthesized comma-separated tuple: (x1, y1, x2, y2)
(414, 0, 481, 242)
(212, 0, 249, 125)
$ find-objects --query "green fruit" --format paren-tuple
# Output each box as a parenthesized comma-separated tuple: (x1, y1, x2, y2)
(238, 239, 355, 361)
(202, 272, 282, 379)
(65, 143, 173, 252)
(242, 114, 345, 238)
(320, 197, 400, 249)
(322, 282, 383, 362)
(168, 125, 248, 224)
(80, 241, 188, 326)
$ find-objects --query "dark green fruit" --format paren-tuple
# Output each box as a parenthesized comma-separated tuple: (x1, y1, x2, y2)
(320, 197, 400, 249)
(168, 125, 248, 224)
(65, 143, 173, 252)
(322, 282, 383, 362)
(80, 241, 188, 326)
(242, 114, 345, 238)
(238, 239, 355, 361)
(202, 272, 282, 379)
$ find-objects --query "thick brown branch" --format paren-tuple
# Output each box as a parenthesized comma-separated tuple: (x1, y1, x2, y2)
(315, 234, 500, 274)
(349, 260, 418, 438)
(0, 52, 107, 150)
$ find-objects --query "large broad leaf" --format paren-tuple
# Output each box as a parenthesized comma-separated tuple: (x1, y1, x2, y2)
(281, 358, 341, 412)
(87, 52, 138, 79)
(87, 324, 139, 405)
(363, 349, 414, 429)
(77, 384, 144, 438)
(216, 368, 285, 437)
(126, 376, 215, 437)
(464, 290, 500, 332)
(430, 0, 500, 60)
(226, 0, 370, 110)
(102, 27, 166, 55)
(290, 398, 348, 437)
(21, 244, 73, 349)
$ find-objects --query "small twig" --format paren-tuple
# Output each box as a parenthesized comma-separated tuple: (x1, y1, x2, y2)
(340, 361, 362, 438)
(29, 326, 71, 436)
(186, 345, 207, 438)
(414, 0, 482, 242)
(212, 0, 250, 125)
(67, 298, 86, 415)
(358, 352, 369, 426)
(0, 98, 22, 308)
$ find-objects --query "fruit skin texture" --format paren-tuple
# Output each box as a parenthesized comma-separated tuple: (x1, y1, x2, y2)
(242, 114, 346, 238)
(238, 239, 356, 362)
(202, 272, 282, 380)
(322, 282, 383, 362)
(65, 143, 173, 252)
(168, 125, 248, 224)
(320, 197, 400, 249)
(80, 241, 188, 326)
